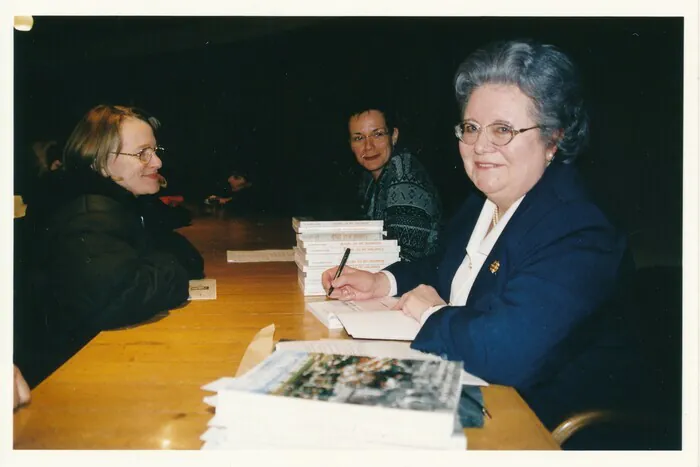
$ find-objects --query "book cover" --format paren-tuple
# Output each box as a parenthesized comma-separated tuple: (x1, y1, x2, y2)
(207, 350, 463, 445)
(233, 351, 462, 412)
(274, 339, 489, 387)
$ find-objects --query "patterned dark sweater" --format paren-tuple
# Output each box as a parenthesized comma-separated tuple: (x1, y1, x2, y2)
(358, 150, 442, 262)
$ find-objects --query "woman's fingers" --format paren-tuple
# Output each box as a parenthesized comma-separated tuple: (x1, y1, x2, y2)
(321, 266, 339, 289)
(392, 292, 409, 311)
(13, 366, 31, 409)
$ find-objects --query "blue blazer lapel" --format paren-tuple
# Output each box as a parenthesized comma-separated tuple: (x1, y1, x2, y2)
(466, 164, 565, 304)
(437, 194, 484, 298)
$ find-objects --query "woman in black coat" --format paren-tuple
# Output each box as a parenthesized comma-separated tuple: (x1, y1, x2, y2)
(16, 105, 204, 386)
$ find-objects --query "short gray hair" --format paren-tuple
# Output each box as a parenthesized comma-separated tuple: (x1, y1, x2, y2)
(454, 39, 588, 162)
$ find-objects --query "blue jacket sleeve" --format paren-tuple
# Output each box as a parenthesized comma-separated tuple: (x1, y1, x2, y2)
(410, 202, 627, 389)
(383, 251, 442, 295)
(384, 195, 476, 297)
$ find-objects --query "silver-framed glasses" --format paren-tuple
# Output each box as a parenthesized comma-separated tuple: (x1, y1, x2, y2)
(454, 121, 539, 146)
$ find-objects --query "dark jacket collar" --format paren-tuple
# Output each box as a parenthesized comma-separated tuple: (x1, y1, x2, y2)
(60, 169, 137, 204)
(25, 168, 139, 227)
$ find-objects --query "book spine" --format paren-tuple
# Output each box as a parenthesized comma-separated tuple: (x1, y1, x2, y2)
(295, 257, 397, 270)
(299, 266, 386, 275)
(297, 232, 385, 242)
(299, 254, 400, 265)
(294, 248, 399, 263)
(296, 225, 385, 233)
(299, 246, 400, 255)
(291, 216, 314, 229)
(294, 219, 384, 229)
(298, 280, 329, 298)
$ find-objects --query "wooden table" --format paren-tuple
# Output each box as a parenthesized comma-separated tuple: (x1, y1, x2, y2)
(12, 215, 559, 450)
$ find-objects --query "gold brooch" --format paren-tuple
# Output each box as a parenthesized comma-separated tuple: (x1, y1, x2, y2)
(489, 260, 500, 274)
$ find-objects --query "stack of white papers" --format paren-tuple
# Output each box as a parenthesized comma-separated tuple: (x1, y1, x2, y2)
(226, 249, 295, 263)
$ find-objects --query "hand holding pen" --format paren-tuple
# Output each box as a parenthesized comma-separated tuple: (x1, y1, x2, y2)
(326, 248, 351, 297)
(322, 257, 393, 301)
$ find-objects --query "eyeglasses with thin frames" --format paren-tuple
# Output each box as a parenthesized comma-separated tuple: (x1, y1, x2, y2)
(350, 128, 391, 146)
(111, 146, 165, 164)
(454, 121, 540, 146)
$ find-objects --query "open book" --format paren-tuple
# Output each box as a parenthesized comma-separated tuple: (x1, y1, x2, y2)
(306, 297, 420, 340)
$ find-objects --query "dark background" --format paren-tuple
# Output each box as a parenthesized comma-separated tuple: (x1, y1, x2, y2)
(14, 16, 683, 266)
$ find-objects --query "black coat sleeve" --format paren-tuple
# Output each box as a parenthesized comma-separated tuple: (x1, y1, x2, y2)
(50, 208, 191, 331)
(151, 230, 205, 280)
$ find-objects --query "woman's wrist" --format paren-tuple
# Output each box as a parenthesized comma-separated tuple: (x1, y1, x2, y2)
(372, 272, 392, 297)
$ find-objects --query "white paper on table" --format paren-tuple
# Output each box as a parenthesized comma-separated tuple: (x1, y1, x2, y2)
(226, 249, 294, 263)
(275, 339, 488, 386)
(189, 279, 217, 300)
(305, 296, 398, 330)
(202, 377, 237, 393)
(306, 296, 413, 337)
(335, 309, 420, 341)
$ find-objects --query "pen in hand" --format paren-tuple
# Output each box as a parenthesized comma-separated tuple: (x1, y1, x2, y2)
(326, 248, 351, 297)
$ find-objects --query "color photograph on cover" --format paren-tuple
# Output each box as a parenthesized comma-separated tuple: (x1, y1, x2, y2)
(271, 354, 462, 412)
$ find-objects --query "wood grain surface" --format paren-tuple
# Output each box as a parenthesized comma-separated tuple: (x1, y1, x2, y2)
(13, 215, 559, 450)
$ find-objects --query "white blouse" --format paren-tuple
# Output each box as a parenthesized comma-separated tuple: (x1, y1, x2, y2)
(384, 195, 524, 325)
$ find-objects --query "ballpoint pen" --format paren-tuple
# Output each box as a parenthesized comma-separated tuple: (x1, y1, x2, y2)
(463, 391, 492, 419)
(326, 248, 351, 297)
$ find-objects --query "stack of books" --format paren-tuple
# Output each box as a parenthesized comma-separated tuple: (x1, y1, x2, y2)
(292, 217, 401, 296)
(200, 349, 467, 449)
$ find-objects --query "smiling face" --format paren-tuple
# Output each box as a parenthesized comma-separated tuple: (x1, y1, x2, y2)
(106, 117, 163, 196)
(459, 84, 556, 210)
(349, 110, 399, 180)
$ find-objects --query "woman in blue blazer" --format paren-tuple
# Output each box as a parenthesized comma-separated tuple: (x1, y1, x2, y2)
(323, 40, 641, 431)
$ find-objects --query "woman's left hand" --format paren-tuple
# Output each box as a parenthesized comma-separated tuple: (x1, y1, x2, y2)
(392, 284, 447, 322)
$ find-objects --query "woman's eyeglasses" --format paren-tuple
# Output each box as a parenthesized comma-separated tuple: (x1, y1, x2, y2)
(111, 146, 165, 164)
(350, 129, 390, 146)
(454, 121, 540, 146)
